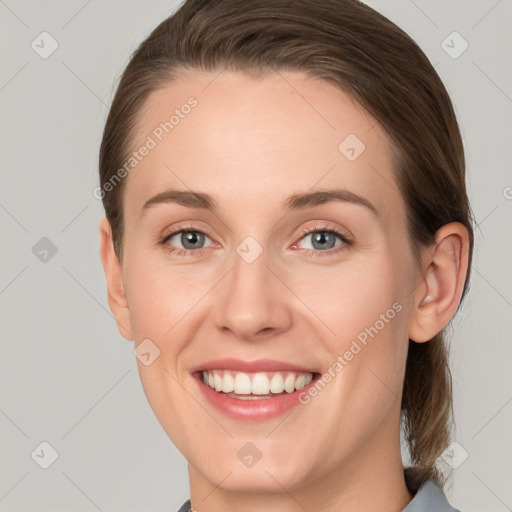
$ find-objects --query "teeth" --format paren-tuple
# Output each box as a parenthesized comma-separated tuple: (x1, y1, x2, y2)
(284, 373, 296, 393)
(214, 372, 223, 392)
(222, 373, 234, 393)
(201, 369, 314, 395)
(234, 372, 252, 394)
(270, 373, 285, 393)
(251, 373, 270, 395)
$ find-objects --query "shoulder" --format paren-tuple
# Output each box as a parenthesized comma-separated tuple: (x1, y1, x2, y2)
(403, 478, 462, 512)
(176, 499, 191, 512)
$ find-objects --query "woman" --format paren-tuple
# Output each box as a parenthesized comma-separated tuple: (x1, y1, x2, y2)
(98, 0, 473, 510)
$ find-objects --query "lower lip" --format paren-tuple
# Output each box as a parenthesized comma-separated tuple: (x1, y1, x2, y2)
(193, 372, 319, 421)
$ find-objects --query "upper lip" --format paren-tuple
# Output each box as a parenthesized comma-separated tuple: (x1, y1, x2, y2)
(191, 358, 318, 374)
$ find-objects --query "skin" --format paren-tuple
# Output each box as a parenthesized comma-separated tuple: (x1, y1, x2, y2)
(99, 70, 470, 512)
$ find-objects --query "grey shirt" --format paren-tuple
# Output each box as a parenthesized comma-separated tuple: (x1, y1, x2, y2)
(176, 468, 461, 511)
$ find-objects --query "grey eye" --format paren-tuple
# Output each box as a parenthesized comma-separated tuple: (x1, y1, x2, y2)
(167, 231, 212, 250)
(300, 231, 342, 251)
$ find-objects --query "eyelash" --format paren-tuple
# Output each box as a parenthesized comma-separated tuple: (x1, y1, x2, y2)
(160, 222, 353, 259)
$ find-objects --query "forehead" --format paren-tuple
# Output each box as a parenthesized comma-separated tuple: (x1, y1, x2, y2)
(123, 69, 404, 222)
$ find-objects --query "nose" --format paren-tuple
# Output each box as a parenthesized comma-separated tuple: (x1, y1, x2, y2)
(211, 244, 293, 342)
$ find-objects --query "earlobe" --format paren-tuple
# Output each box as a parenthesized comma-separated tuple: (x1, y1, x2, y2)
(409, 222, 470, 343)
(98, 218, 133, 341)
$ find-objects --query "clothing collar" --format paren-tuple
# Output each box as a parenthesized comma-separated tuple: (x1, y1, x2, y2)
(402, 467, 461, 511)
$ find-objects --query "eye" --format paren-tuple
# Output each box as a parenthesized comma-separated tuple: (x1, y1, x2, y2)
(292, 224, 353, 257)
(160, 223, 352, 258)
(161, 226, 213, 256)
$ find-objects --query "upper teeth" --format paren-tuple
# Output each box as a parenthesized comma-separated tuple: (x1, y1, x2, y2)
(202, 370, 313, 395)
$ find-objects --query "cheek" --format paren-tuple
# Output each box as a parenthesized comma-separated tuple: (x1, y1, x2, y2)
(122, 248, 213, 340)
(301, 261, 410, 444)
(292, 254, 411, 401)
(291, 256, 404, 342)
(121, 250, 207, 444)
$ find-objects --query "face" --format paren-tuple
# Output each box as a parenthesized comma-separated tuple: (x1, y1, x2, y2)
(112, 70, 423, 495)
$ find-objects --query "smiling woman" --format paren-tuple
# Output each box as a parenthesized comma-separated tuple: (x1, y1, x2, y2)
(97, 1, 473, 511)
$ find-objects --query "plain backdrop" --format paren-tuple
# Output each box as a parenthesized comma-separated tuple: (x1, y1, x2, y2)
(0, 1, 511, 511)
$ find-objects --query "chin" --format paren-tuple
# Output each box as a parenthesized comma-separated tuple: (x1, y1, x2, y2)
(188, 445, 315, 494)
(203, 465, 306, 494)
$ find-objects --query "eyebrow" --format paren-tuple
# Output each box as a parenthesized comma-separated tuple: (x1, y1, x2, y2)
(141, 188, 378, 216)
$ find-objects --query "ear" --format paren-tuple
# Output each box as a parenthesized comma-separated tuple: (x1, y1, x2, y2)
(98, 217, 133, 340)
(409, 222, 470, 343)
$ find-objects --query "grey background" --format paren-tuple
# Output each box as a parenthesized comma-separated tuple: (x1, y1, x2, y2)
(0, 0, 511, 511)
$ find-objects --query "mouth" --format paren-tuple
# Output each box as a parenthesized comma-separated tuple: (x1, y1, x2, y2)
(191, 360, 321, 421)
(195, 369, 317, 399)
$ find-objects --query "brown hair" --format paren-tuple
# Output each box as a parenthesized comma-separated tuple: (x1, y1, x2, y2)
(99, 0, 474, 490)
